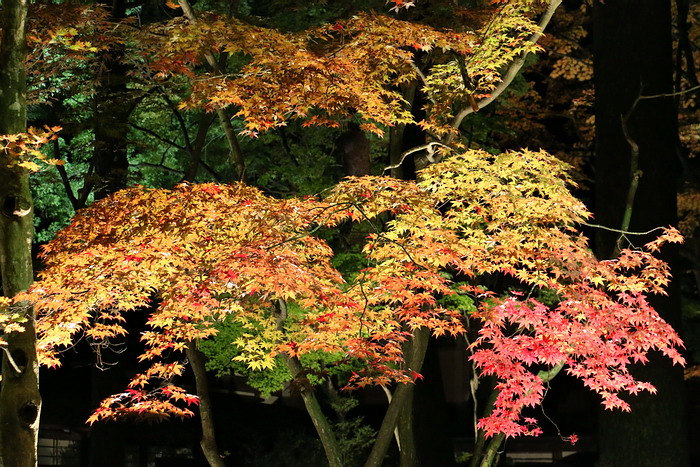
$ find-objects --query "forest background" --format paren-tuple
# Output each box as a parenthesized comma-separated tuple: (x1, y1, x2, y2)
(0, 0, 699, 466)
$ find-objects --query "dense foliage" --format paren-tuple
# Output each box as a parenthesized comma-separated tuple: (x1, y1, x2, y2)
(1, 0, 696, 465)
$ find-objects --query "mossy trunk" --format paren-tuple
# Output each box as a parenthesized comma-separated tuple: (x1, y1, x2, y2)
(0, 0, 42, 464)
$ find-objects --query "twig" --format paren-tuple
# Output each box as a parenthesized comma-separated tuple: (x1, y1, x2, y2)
(129, 122, 186, 150)
(157, 87, 194, 152)
(129, 162, 185, 176)
(637, 83, 700, 101)
(52, 139, 80, 211)
(582, 222, 666, 237)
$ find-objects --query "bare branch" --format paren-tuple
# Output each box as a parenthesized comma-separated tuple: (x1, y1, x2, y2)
(52, 139, 80, 211)
(383, 142, 450, 173)
(129, 162, 184, 176)
(638, 83, 700, 101)
(0, 345, 22, 374)
(129, 122, 186, 150)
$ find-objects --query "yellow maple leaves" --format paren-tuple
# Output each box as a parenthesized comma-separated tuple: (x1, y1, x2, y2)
(13, 146, 684, 425)
(0, 126, 62, 172)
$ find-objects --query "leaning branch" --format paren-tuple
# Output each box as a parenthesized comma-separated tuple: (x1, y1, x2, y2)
(446, 0, 563, 142)
(177, 0, 246, 181)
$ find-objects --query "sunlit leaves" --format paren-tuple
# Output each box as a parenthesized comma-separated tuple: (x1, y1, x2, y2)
(20, 148, 685, 433)
(0, 126, 62, 172)
(328, 148, 685, 437)
(139, 6, 543, 138)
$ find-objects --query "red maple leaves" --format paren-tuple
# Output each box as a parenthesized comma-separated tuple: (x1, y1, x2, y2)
(17, 149, 685, 437)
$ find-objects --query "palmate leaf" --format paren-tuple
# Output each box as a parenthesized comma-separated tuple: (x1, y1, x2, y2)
(18, 148, 684, 436)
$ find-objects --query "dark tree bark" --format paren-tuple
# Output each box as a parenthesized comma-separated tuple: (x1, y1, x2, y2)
(412, 339, 456, 467)
(365, 328, 429, 467)
(593, 1, 690, 465)
(338, 122, 371, 177)
(89, 0, 132, 201)
(0, 0, 42, 464)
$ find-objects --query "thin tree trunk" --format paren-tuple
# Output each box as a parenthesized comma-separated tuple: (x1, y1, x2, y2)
(0, 0, 42, 464)
(283, 355, 343, 467)
(477, 434, 505, 467)
(184, 113, 217, 181)
(177, 0, 246, 181)
(396, 383, 416, 467)
(364, 327, 429, 467)
(187, 344, 225, 467)
(89, 0, 132, 201)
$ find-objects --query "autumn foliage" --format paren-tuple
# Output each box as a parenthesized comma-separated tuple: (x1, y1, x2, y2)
(0, 0, 687, 447)
(18, 146, 685, 437)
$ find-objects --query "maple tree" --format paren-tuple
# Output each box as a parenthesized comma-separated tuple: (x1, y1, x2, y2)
(2, 0, 694, 465)
(19, 146, 685, 466)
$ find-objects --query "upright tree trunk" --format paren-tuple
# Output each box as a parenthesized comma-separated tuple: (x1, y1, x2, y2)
(187, 345, 225, 467)
(283, 355, 343, 467)
(593, 1, 690, 465)
(365, 328, 429, 467)
(91, 0, 131, 201)
(412, 339, 456, 466)
(0, 0, 42, 465)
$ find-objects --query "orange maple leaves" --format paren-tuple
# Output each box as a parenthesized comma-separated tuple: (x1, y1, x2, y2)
(18, 148, 686, 435)
(0, 126, 62, 172)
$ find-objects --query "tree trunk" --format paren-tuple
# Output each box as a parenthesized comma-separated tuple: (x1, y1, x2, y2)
(593, 0, 690, 465)
(283, 355, 343, 467)
(90, 0, 132, 201)
(187, 345, 225, 467)
(364, 327, 429, 467)
(0, 0, 42, 464)
(412, 339, 456, 466)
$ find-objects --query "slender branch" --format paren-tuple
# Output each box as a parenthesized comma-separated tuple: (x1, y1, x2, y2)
(276, 127, 300, 167)
(446, 0, 563, 143)
(186, 112, 217, 181)
(618, 113, 640, 233)
(637, 83, 700, 101)
(129, 122, 186, 150)
(614, 89, 647, 253)
(198, 159, 224, 182)
(129, 162, 184, 176)
(383, 142, 450, 173)
(52, 139, 80, 211)
(157, 88, 194, 152)
(177, 0, 246, 181)
(0, 345, 22, 374)
(408, 62, 437, 106)
(582, 223, 667, 237)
